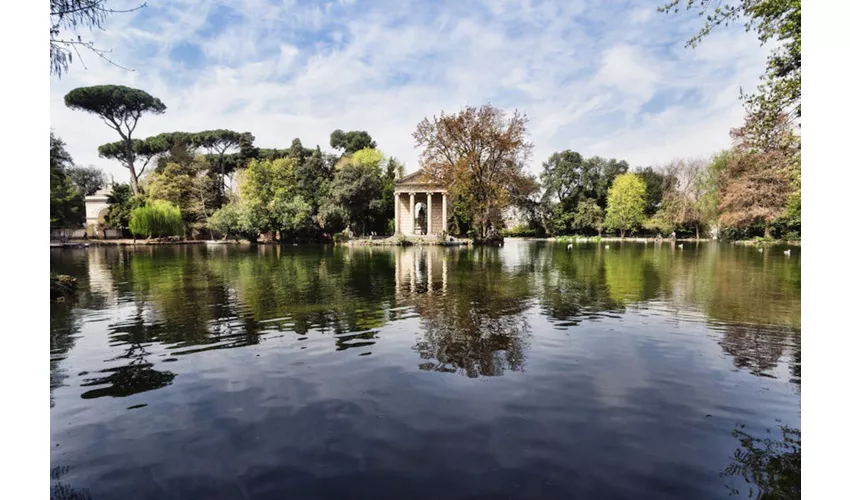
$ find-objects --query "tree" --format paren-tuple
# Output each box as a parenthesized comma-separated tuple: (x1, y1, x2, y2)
(238, 157, 312, 240)
(208, 202, 258, 242)
(145, 156, 216, 237)
(65, 85, 167, 194)
(104, 183, 139, 230)
(718, 121, 796, 238)
(320, 148, 388, 235)
(129, 201, 184, 238)
(50, 133, 84, 228)
(413, 104, 535, 243)
(572, 199, 605, 236)
(604, 173, 647, 237)
(65, 165, 106, 195)
(330, 130, 377, 155)
(660, 0, 800, 140)
(540, 150, 584, 207)
(652, 158, 711, 238)
(50, 1, 147, 77)
(634, 166, 676, 217)
(194, 129, 252, 201)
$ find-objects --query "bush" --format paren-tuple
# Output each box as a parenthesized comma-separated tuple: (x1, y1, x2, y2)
(502, 225, 539, 237)
(129, 201, 184, 238)
(333, 231, 350, 243)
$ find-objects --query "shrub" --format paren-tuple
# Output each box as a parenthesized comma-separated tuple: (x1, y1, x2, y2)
(129, 201, 184, 238)
(502, 225, 539, 237)
(333, 231, 350, 243)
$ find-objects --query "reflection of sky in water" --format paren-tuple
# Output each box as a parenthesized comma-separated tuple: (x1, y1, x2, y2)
(50, 242, 800, 499)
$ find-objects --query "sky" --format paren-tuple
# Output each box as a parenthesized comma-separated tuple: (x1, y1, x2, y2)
(49, 0, 770, 182)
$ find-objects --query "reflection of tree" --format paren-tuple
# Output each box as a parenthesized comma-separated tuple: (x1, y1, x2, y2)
(50, 465, 92, 500)
(50, 301, 80, 408)
(207, 245, 397, 350)
(80, 360, 176, 399)
(402, 247, 532, 377)
(78, 305, 176, 399)
(718, 324, 794, 380)
(532, 244, 623, 321)
(722, 423, 800, 499)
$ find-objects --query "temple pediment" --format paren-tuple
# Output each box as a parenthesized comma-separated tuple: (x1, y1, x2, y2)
(395, 170, 445, 192)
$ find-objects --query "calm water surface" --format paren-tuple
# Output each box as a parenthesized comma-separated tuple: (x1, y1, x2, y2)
(50, 241, 801, 499)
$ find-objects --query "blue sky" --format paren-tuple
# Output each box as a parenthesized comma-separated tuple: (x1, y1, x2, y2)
(49, 0, 769, 181)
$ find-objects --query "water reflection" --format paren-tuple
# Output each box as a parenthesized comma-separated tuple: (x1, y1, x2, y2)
(395, 247, 531, 377)
(722, 422, 801, 499)
(49, 242, 801, 498)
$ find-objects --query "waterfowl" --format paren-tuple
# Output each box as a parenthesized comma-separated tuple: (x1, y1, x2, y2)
(783, 249, 791, 256)
(677, 244, 683, 249)
(604, 245, 610, 250)
(757, 248, 764, 253)
(567, 244, 573, 250)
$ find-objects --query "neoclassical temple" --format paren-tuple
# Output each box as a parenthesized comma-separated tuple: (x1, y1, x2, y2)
(394, 170, 448, 236)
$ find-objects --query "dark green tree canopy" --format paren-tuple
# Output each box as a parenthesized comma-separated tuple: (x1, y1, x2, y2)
(50, 132, 85, 228)
(64, 85, 167, 133)
(66, 165, 107, 196)
(330, 129, 377, 155)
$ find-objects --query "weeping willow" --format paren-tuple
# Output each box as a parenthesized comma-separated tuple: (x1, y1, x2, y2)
(129, 201, 184, 238)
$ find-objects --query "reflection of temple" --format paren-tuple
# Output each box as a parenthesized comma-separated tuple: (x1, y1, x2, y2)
(394, 246, 448, 298)
(393, 246, 529, 377)
(87, 248, 116, 301)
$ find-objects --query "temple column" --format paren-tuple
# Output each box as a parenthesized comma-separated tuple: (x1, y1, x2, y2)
(394, 193, 400, 235)
(426, 192, 432, 235)
(409, 193, 415, 235)
(441, 192, 447, 235)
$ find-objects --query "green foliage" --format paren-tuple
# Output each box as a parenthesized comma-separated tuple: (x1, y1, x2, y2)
(104, 183, 141, 229)
(64, 85, 166, 119)
(50, 133, 84, 228)
(146, 157, 216, 235)
(333, 232, 351, 243)
(236, 157, 314, 239)
(322, 148, 389, 235)
(571, 199, 605, 235)
(604, 173, 647, 236)
(66, 85, 167, 194)
(502, 225, 540, 237)
(721, 424, 800, 499)
(208, 202, 259, 242)
(65, 165, 106, 196)
(330, 129, 377, 155)
(539, 149, 629, 236)
(129, 201, 184, 238)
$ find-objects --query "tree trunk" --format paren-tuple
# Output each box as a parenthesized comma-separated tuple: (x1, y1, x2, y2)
(125, 138, 140, 195)
(620, 229, 625, 239)
(764, 225, 771, 239)
(696, 225, 700, 240)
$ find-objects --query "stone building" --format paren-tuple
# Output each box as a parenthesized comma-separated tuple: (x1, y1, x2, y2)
(393, 170, 449, 236)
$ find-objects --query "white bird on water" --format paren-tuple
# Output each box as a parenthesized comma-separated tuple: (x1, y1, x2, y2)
(677, 243, 683, 249)
(567, 244, 573, 250)
(784, 249, 791, 256)
(604, 245, 610, 250)
(757, 248, 764, 253)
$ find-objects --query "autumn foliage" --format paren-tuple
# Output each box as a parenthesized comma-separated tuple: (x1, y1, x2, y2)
(718, 116, 798, 237)
(413, 104, 535, 242)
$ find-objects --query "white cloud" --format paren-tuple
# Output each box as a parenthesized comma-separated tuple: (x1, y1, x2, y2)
(49, 0, 770, 181)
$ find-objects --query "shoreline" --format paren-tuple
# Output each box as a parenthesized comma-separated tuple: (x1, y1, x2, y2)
(50, 236, 801, 248)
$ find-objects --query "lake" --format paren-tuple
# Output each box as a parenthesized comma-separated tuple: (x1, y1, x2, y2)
(50, 241, 801, 499)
